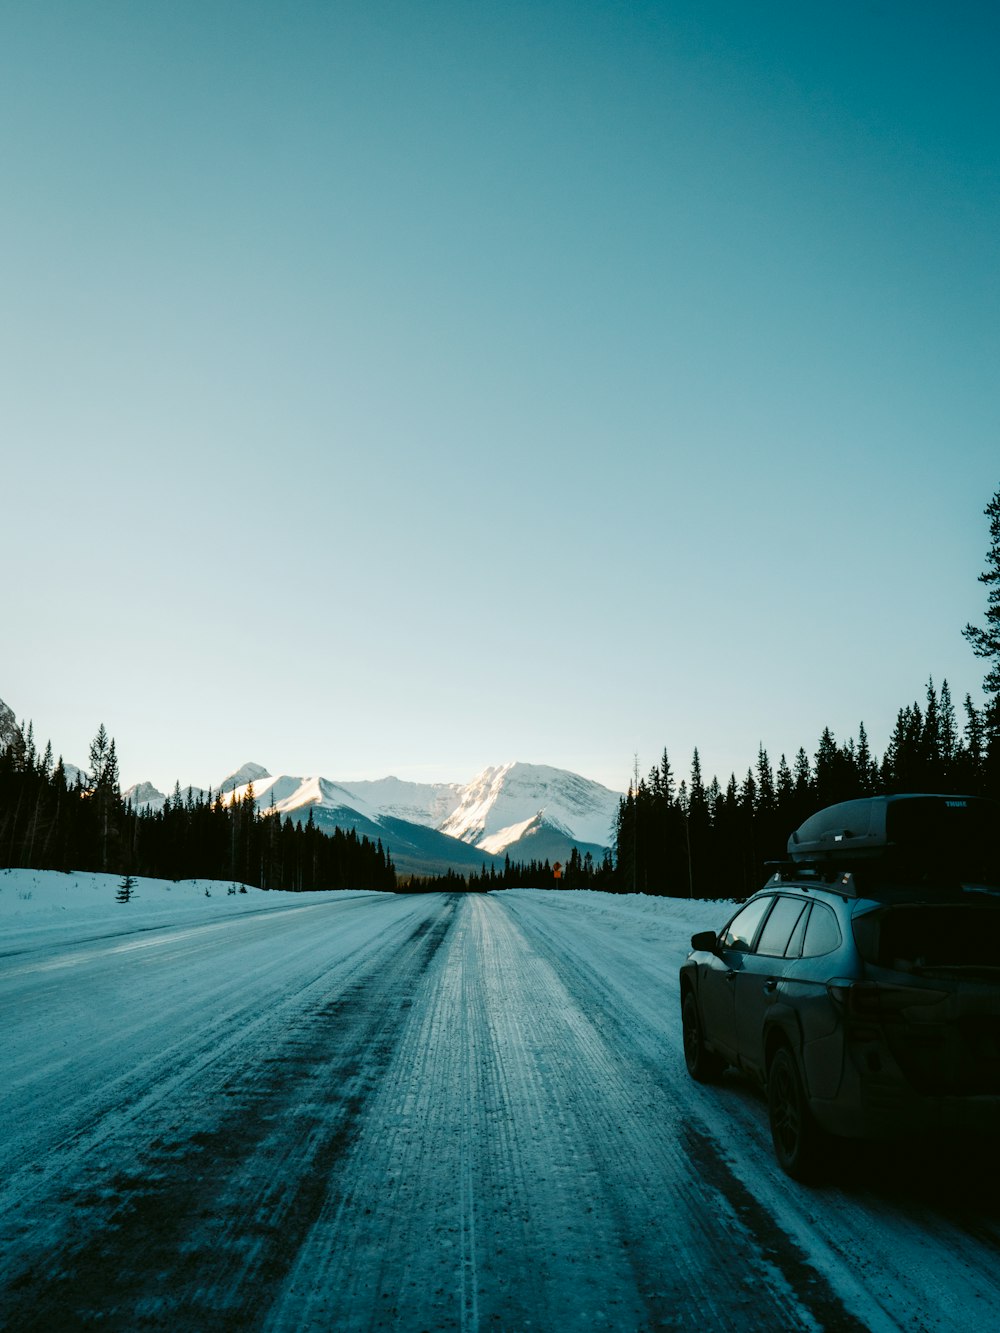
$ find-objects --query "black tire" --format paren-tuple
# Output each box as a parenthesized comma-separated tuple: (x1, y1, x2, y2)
(682, 990, 724, 1082)
(767, 1045, 828, 1182)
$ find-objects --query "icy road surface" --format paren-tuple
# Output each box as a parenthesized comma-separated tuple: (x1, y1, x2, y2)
(2, 884, 1000, 1330)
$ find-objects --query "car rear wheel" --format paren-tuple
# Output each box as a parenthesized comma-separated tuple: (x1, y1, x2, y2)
(767, 1045, 828, 1182)
(682, 990, 724, 1082)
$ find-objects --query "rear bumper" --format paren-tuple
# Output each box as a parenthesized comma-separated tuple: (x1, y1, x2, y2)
(811, 1072, 1000, 1139)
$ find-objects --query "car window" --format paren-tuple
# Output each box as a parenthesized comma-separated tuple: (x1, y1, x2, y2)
(720, 897, 772, 953)
(855, 904, 1000, 970)
(755, 897, 809, 958)
(801, 903, 842, 957)
(785, 903, 810, 958)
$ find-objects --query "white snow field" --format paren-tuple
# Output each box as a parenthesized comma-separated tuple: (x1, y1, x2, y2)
(1, 872, 999, 1331)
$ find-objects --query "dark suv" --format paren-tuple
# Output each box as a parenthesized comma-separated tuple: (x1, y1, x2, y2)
(679, 793, 1000, 1180)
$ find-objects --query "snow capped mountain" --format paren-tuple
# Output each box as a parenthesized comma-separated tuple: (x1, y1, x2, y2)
(214, 771, 482, 876)
(224, 774, 367, 818)
(440, 762, 619, 853)
(221, 772, 464, 830)
(3, 685, 622, 876)
(1, 691, 614, 868)
(219, 761, 619, 856)
(335, 776, 463, 827)
(124, 781, 209, 812)
(219, 762, 271, 794)
(120, 757, 620, 874)
(0, 696, 20, 751)
(124, 763, 272, 812)
(126, 781, 167, 811)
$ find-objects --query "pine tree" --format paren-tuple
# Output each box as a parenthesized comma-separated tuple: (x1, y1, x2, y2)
(813, 728, 839, 804)
(939, 680, 958, 771)
(689, 749, 706, 809)
(755, 745, 775, 813)
(961, 694, 986, 792)
(793, 748, 811, 798)
(685, 750, 712, 897)
(659, 748, 675, 805)
(855, 723, 877, 795)
(88, 724, 110, 792)
(105, 738, 120, 795)
(923, 678, 942, 777)
(776, 754, 794, 807)
(24, 722, 36, 771)
(87, 724, 122, 871)
(963, 486, 1000, 701)
(962, 486, 1000, 793)
(883, 704, 926, 792)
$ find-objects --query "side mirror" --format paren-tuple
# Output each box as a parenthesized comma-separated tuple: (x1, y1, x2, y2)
(691, 930, 718, 952)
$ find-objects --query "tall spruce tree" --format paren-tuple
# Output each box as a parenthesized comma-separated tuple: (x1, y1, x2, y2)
(88, 724, 110, 791)
(855, 723, 877, 794)
(755, 745, 775, 813)
(776, 754, 794, 807)
(963, 485, 1000, 792)
(87, 724, 122, 871)
(963, 486, 1000, 700)
(939, 680, 958, 774)
(962, 694, 986, 792)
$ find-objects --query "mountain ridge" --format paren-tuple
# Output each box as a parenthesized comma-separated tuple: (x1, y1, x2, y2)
(124, 760, 620, 875)
(0, 696, 618, 876)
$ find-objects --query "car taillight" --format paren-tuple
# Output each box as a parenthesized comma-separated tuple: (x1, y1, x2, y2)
(827, 979, 878, 1018)
(826, 979, 947, 1019)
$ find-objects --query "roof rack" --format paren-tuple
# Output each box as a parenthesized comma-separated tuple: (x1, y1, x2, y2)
(764, 861, 862, 896)
(765, 859, 828, 881)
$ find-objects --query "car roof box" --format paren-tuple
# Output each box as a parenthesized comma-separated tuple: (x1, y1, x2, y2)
(787, 793, 997, 864)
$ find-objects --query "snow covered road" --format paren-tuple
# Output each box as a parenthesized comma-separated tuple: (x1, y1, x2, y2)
(1, 884, 999, 1330)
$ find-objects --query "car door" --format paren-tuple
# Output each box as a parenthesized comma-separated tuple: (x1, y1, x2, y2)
(698, 896, 774, 1063)
(733, 895, 810, 1081)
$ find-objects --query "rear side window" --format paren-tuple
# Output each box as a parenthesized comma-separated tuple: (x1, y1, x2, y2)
(720, 897, 773, 952)
(801, 903, 841, 957)
(755, 897, 809, 958)
(855, 905, 1000, 970)
(785, 905, 810, 958)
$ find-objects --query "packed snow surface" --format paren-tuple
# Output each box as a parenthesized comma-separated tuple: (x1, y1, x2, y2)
(2, 870, 997, 1330)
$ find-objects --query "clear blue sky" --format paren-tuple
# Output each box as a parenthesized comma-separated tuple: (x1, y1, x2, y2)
(2, 0, 997, 795)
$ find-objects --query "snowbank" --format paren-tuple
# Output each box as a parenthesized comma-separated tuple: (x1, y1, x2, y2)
(0, 867, 375, 953)
(503, 886, 733, 939)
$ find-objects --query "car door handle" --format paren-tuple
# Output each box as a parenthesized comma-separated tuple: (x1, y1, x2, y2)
(725, 971, 737, 982)
(763, 979, 778, 994)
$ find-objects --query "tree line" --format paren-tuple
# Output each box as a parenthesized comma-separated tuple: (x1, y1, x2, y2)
(614, 483, 1000, 898)
(397, 845, 616, 894)
(614, 677, 997, 899)
(0, 723, 395, 893)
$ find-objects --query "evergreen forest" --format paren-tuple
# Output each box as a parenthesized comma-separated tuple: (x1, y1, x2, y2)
(615, 484, 1000, 897)
(613, 677, 998, 900)
(0, 723, 395, 893)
